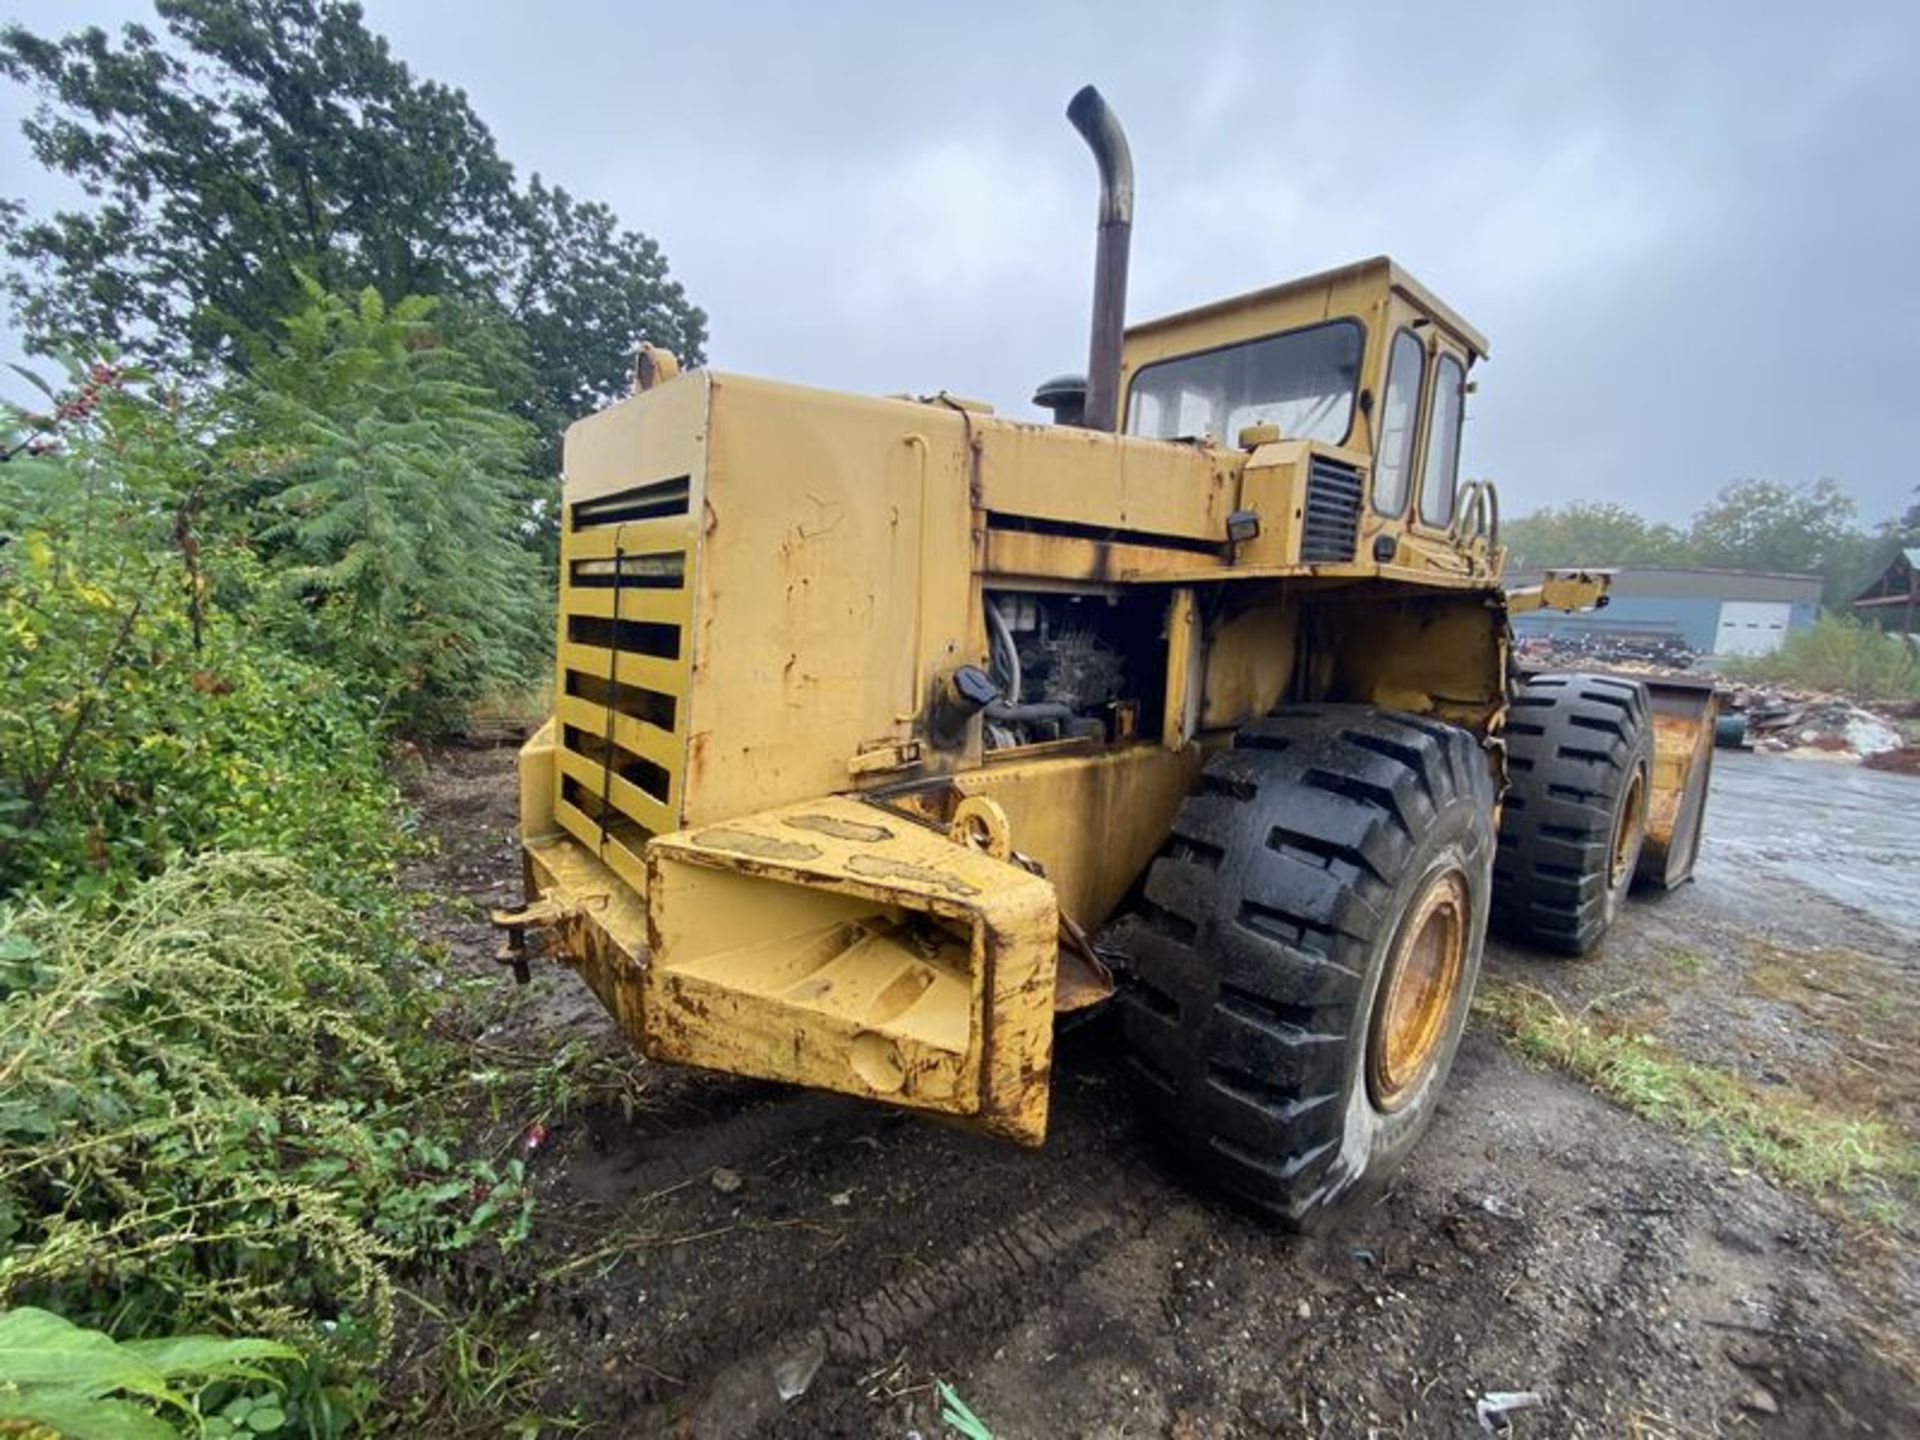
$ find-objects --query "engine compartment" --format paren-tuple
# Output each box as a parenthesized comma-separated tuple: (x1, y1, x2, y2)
(982, 588, 1168, 751)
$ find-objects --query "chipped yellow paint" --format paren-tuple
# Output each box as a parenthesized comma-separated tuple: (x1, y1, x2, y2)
(645, 796, 1058, 1145)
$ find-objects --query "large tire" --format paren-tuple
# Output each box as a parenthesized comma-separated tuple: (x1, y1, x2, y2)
(1114, 706, 1496, 1227)
(1491, 672, 1653, 956)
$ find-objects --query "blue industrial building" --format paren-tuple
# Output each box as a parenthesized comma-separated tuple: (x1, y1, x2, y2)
(1510, 566, 1822, 658)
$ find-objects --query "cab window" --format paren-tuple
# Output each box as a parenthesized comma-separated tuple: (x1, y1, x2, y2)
(1418, 354, 1465, 528)
(1372, 329, 1425, 515)
(1126, 320, 1363, 445)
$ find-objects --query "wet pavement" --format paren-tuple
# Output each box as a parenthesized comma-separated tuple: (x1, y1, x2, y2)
(1694, 751, 1920, 944)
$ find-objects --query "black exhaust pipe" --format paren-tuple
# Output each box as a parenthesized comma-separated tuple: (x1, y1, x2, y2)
(1066, 85, 1133, 434)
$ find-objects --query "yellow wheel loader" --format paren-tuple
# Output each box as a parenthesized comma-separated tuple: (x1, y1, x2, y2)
(498, 87, 1716, 1225)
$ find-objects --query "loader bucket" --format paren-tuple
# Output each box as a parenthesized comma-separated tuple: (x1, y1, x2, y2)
(641, 797, 1061, 1145)
(1634, 675, 1718, 890)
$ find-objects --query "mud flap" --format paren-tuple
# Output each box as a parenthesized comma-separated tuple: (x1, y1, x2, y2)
(642, 797, 1060, 1145)
(1636, 676, 1719, 889)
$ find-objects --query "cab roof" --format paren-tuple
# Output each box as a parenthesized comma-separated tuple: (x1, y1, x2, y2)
(1125, 255, 1489, 361)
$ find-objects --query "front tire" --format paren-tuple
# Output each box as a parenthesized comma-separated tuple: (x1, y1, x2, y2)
(1114, 706, 1496, 1227)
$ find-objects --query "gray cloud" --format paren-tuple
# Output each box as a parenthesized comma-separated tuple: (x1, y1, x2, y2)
(4, 0, 1914, 522)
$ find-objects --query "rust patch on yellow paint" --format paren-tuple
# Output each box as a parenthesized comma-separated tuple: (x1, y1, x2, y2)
(784, 812, 894, 843)
(844, 853, 981, 897)
(686, 729, 712, 788)
(691, 827, 823, 862)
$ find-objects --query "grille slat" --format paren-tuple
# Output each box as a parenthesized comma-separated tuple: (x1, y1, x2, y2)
(571, 476, 692, 530)
(569, 551, 686, 589)
(1300, 457, 1362, 563)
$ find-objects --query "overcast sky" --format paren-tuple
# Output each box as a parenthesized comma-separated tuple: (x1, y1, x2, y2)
(3, 1, 1915, 522)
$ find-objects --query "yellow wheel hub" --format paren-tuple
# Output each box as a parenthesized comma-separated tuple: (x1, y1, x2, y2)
(1610, 768, 1648, 888)
(1368, 867, 1469, 1112)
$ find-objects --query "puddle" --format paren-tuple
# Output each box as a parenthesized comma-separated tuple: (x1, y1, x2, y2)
(1694, 751, 1920, 941)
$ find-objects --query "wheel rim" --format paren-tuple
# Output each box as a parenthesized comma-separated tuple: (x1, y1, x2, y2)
(1609, 767, 1649, 888)
(1368, 867, 1469, 1112)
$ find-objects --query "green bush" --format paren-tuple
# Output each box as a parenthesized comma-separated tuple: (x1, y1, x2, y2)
(1, 366, 403, 902)
(1, 351, 537, 1433)
(0, 534, 402, 903)
(0, 855, 531, 1434)
(1724, 612, 1920, 701)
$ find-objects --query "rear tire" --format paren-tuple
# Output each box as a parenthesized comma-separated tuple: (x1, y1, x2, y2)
(1490, 672, 1653, 955)
(1113, 706, 1495, 1228)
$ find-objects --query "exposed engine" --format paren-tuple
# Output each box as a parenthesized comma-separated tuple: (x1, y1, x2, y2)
(982, 590, 1160, 749)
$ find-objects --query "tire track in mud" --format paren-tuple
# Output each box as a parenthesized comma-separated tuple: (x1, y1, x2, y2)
(592, 1089, 882, 1202)
(554, 1035, 1159, 1428)
(532, 1088, 901, 1397)
(672, 1194, 1127, 1438)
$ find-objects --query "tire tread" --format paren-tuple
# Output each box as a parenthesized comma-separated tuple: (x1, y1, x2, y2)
(1491, 671, 1653, 955)
(1116, 704, 1494, 1222)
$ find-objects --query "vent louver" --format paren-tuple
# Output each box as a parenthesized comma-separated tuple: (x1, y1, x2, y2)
(1301, 456, 1363, 564)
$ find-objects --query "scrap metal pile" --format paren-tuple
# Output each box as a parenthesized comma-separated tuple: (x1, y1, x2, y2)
(1516, 631, 1699, 671)
(1717, 683, 1917, 771)
(1515, 639, 1918, 772)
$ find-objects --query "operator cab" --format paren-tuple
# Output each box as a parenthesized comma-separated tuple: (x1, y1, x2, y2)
(1115, 256, 1487, 537)
(993, 259, 1494, 757)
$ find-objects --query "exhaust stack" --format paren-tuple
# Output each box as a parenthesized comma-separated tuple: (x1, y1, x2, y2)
(1066, 85, 1133, 433)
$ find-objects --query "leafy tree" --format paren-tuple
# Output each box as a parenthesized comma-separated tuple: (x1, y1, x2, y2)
(1685, 477, 1854, 574)
(236, 279, 548, 736)
(510, 177, 704, 442)
(0, 0, 706, 450)
(1890, 485, 1920, 549)
(1502, 500, 1689, 570)
(1684, 477, 1875, 603)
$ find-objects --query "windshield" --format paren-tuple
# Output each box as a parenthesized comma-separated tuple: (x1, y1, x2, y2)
(1125, 319, 1363, 445)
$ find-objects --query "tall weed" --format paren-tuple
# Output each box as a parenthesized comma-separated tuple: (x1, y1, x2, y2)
(0, 855, 530, 1430)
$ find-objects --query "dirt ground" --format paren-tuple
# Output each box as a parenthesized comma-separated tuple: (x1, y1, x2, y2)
(397, 745, 1920, 1438)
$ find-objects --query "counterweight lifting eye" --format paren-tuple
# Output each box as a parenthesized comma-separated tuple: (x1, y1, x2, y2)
(949, 796, 1013, 861)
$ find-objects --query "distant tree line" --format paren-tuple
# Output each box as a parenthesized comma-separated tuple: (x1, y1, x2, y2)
(1503, 478, 1920, 606)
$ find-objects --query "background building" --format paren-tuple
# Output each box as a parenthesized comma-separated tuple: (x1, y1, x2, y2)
(1851, 548, 1919, 637)
(1510, 566, 1822, 658)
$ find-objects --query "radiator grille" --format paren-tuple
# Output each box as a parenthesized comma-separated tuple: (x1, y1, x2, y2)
(551, 474, 696, 887)
(1301, 455, 1363, 564)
